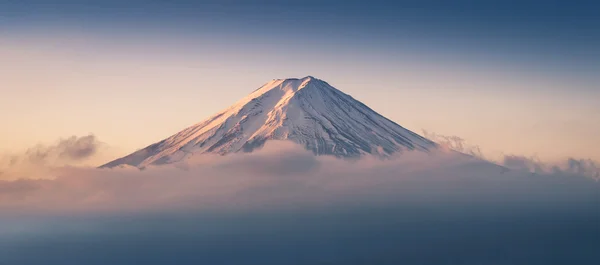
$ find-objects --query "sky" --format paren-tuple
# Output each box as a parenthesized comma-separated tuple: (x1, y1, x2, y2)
(1, 0, 599, 165)
(1, 3, 599, 263)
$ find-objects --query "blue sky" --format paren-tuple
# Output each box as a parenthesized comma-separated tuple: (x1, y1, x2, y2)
(1, 0, 599, 163)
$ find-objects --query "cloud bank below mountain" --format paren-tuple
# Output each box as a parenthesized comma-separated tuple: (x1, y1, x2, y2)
(0, 141, 598, 265)
(0, 141, 597, 215)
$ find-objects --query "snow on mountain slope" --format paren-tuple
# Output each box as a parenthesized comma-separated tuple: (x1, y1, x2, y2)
(101, 76, 437, 168)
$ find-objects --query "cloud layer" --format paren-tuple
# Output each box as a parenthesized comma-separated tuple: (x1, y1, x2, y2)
(0, 141, 597, 215)
(0, 141, 598, 265)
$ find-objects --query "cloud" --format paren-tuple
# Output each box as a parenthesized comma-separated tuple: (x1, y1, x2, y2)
(423, 130, 600, 181)
(0, 141, 597, 215)
(24, 134, 100, 164)
(502, 155, 546, 173)
(422, 130, 484, 158)
(502, 155, 600, 180)
(566, 158, 600, 178)
(0, 135, 103, 180)
(0, 141, 598, 264)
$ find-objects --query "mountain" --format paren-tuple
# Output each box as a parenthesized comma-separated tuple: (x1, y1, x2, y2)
(101, 76, 437, 168)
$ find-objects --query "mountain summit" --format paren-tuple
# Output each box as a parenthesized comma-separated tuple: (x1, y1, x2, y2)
(101, 76, 436, 168)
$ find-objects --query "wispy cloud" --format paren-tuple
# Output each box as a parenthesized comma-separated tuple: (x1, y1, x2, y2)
(502, 155, 600, 179)
(424, 130, 600, 180)
(0, 134, 103, 180)
(422, 130, 484, 158)
(23, 134, 100, 164)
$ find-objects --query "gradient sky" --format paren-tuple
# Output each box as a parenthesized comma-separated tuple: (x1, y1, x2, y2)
(1, 0, 599, 165)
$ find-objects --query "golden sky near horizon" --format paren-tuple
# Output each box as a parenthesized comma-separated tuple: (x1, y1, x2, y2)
(1, 35, 599, 167)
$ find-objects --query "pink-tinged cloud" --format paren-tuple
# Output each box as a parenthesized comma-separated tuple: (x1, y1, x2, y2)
(0, 141, 597, 216)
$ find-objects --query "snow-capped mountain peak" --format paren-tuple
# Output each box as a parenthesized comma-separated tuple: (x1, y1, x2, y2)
(101, 76, 436, 168)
